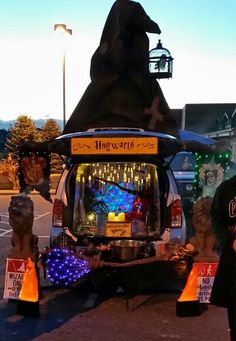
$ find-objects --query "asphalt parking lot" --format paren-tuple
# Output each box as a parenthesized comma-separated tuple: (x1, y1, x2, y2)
(0, 193, 230, 341)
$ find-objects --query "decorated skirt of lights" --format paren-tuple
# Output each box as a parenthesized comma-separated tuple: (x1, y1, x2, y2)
(46, 248, 90, 286)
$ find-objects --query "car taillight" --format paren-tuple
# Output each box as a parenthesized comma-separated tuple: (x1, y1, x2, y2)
(171, 199, 182, 228)
(52, 199, 64, 227)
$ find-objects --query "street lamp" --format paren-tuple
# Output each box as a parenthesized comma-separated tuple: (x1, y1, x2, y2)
(54, 24, 72, 129)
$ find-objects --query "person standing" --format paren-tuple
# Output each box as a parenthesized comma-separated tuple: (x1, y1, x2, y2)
(210, 175, 236, 341)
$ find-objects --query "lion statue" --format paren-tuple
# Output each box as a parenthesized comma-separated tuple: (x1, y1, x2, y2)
(189, 196, 218, 260)
(8, 195, 39, 260)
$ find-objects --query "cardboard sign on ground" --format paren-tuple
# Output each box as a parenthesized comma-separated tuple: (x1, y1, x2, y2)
(195, 263, 218, 303)
(3, 258, 27, 300)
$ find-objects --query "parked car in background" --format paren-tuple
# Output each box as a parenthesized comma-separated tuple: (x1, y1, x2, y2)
(168, 151, 196, 241)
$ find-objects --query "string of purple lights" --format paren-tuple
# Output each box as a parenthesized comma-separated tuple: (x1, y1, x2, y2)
(46, 248, 90, 286)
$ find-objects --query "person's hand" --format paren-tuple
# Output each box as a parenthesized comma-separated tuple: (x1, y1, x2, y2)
(233, 239, 236, 253)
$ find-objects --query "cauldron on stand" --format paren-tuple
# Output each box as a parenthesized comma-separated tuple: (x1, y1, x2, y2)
(110, 240, 144, 262)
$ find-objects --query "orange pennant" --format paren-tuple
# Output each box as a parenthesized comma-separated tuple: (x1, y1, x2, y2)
(178, 264, 198, 301)
(19, 258, 38, 302)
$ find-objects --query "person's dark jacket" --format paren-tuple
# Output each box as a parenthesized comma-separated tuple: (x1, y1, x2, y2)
(210, 176, 236, 308)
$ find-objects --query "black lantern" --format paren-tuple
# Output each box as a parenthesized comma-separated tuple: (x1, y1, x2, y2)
(149, 40, 173, 79)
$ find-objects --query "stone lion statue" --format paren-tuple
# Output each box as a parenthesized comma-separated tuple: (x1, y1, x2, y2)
(8, 195, 39, 260)
(189, 196, 218, 260)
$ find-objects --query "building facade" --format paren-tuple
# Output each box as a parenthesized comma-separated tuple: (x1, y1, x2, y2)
(172, 103, 236, 160)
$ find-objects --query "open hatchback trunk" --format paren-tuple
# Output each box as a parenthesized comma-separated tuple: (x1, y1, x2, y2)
(50, 128, 184, 246)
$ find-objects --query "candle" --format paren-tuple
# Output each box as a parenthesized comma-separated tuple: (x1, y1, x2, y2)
(88, 175, 92, 188)
(108, 212, 116, 221)
(118, 212, 125, 221)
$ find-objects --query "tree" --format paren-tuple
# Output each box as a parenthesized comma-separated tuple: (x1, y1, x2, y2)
(41, 119, 61, 141)
(5, 115, 41, 187)
(6, 115, 41, 158)
(0, 129, 8, 157)
(41, 119, 63, 174)
(0, 154, 19, 189)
